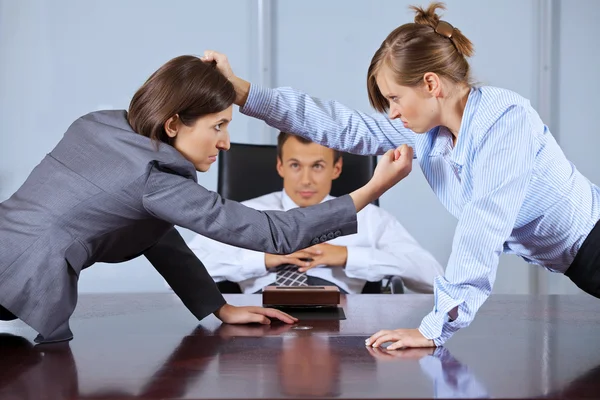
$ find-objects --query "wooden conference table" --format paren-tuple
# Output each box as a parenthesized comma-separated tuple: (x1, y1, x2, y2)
(1, 293, 599, 399)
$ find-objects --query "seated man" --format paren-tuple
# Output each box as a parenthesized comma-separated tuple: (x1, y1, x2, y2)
(186, 132, 444, 294)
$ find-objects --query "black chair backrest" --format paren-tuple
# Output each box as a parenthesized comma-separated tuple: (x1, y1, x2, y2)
(217, 142, 379, 206)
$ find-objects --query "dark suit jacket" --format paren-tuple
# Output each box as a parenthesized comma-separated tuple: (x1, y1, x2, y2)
(0, 110, 358, 343)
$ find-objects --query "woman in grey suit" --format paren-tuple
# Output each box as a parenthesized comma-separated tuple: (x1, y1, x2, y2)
(0, 55, 412, 344)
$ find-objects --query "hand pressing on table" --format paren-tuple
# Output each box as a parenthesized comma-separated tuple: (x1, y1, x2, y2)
(366, 328, 435, 350)
(214, 304, 298, 325)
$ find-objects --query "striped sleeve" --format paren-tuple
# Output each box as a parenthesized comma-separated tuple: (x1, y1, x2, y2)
(419, 105, 537, 345)
(240, 84, 415, 155)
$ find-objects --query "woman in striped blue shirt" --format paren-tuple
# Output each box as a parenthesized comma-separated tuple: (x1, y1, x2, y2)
(202, 2, 600, 349)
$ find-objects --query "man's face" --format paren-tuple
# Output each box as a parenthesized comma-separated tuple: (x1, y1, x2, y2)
(277, 137, 342, 207)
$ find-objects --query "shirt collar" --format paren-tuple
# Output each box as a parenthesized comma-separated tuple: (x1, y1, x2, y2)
(281, 190, 333, 211)
(451, 87, 480, 167)
(428, 87, 480, 167)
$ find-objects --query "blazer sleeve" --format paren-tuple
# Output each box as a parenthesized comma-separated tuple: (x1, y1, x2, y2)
(144, 227, 226, 320)
(142, 165, 358, 255)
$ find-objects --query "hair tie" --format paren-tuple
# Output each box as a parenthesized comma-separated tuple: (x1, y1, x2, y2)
(435, 20, 454, 39)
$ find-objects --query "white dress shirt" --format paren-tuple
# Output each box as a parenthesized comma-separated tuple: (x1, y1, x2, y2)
(187, 190, 443, 294)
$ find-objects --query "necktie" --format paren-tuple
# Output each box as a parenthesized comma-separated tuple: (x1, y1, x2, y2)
(275, 264, 308, 286)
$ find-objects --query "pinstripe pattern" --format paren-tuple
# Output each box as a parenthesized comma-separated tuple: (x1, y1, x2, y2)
(241, 85, 600, 345)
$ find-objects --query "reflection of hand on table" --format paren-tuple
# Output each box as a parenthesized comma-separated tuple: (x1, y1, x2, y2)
(366, 346, 435, 361)
(216, 323, 294, 339)
(365, 345, 490, 399)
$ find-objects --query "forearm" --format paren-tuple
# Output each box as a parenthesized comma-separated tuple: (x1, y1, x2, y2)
(143, 169, 358, 256)
(237, 82, 413, 155)
(144, 228, 226, 321)
(231, 76, 250, 107)
(418, 255, 497, 346)
(349, 182, 384, 213)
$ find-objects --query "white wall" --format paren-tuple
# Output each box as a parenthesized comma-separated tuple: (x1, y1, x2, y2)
(1, 0, 598, 294)
(548, 0, 600, 294)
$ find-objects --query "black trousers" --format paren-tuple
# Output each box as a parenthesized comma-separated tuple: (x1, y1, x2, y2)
(0, 304, 17, 321)
(565, 219, 600, 298)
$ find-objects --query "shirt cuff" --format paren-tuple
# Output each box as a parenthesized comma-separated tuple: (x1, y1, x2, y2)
(240, 250, 269, 280)
(419, 312, 463, 346)
(418, 276, 466, 345)
(344, 246, 371, 276)
(240, 84, 274, 121)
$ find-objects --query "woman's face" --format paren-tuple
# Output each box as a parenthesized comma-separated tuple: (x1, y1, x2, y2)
(165, 106, 232, 172)
(375, 65, 440, 134)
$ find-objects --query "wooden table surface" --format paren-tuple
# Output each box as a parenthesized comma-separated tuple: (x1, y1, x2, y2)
(1, 293, 599, 399)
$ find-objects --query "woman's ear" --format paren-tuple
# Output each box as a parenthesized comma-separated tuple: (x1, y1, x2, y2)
(422, 72, 442, 97)
(164, 115, 180, 138)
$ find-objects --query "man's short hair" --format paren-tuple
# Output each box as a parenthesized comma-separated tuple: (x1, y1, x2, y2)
(276, 132, 342, 163)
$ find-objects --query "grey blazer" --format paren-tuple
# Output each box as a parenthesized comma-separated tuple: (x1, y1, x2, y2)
(0, 110, 358, 343)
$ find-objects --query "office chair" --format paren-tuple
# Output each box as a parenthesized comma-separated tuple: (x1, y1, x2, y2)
(215, 142, 404, 294)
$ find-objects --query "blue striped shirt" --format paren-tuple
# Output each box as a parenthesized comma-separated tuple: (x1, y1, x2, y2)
(241, 84, 600, 345)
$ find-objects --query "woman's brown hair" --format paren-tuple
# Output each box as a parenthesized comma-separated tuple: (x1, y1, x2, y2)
(367, 2, 475, 112)
(128, 55, 235, 145)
